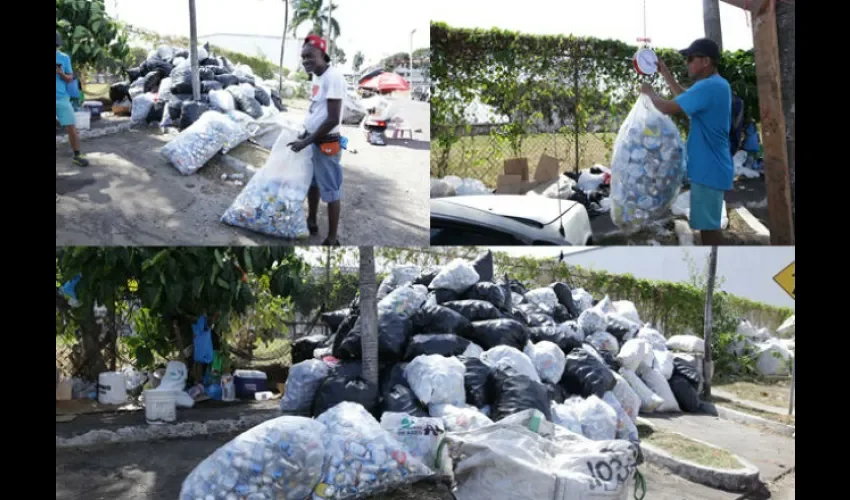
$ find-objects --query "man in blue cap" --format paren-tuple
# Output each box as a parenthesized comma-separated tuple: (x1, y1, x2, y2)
(640, 38, 733, 245)
(56, 31, 90, 168)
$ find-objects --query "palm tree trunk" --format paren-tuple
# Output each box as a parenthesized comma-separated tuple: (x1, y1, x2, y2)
(359, 247, 379, 387)
(703, 0, 724, 49)
(702, 246, 718, 399)
(279, 0, 289, 95)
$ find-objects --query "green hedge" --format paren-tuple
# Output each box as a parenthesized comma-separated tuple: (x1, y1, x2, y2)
(430, 22, 757, 168)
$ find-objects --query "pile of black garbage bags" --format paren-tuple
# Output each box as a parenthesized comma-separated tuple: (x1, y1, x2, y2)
(109, 45, 287, 129)
(282, 251, 706, 440)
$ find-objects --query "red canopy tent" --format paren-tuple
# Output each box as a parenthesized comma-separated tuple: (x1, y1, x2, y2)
(359, 72, 411, 93)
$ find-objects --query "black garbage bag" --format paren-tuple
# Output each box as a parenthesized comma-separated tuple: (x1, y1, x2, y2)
(144, 57, 174, 77)
(516, 304, 556, 327)
(335, 313, 358, 338)
(109, 82, 131, 103)
(291, 334, 329, 364)
(606, 313, 639, 343)
(215, 74, 241, 88)
(528, 326, 582, 355)
(559, 346, 616, 398)
(330, 360, 363, 379)
(254, 86, 271, 106)
(462, 282, 507, 310)
(219, 55, 236, 73)
(588, 344, 621, 371)
(553, 304, 572, 323)
(321, 309, 350, 331)
(312, 375, 378, 417)
(471, 251, 494, 282)
(464, 319, 529, 351)
(166, 99, 183, 122)
(173, 48, 190, 59)
(198, 67, 215, 81)
(270, 92, 286, 111)
(461, 357, 495, 409)
(669, 374, 701, 412)
(381, 383, 428, 416)
(199, 57, 219, 67)
(146, 100, 165, 123)
(380, 362, 409, 395)
(179, 101, 210, 130)
(142, 71, 163, 93)
(443, 300, 503, 322)
(170, 64, 193, 94)
(492, 367, 552, 422)
(237, 75, 256, 86)
(413, 268, 440, 287)
(411, 304, 470, 334)
(335, 313, 412, 361)
(201, 80, 223, 93)
(545, 382, 569, 404)
(672, 357, 701, 390)
(349, 295, 361, 314)
(507, 279, 529, 296)
(551, 282, 580, 319)
(127, 67, 142, 81)
(404, 334, 470, 361)
(507, 307, 531, 326)
(429, 289, 459, 305)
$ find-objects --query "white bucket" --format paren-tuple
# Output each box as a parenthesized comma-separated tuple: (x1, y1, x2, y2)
(98, 372, 128, 405)
(144, 390, 178, 425)
(74, 111, 91, 130)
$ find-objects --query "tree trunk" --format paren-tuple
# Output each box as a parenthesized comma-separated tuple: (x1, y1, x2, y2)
(279, 0, 289, 95)
(702, 246, 718, 399)
(775, 0, 795, 234)
(77, 306, 108, 381)
(359, 247, 379, 388)
(703, 0, 724, 49)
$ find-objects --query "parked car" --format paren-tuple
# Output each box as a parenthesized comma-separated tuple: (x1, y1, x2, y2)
(430, 195, 593, 245)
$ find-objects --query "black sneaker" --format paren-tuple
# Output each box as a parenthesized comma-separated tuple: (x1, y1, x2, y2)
(73, 155, 90, 167)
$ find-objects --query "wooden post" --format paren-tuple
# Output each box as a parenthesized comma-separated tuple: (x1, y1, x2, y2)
(702, 246, 718, 399)
(719, 0, 794, 244)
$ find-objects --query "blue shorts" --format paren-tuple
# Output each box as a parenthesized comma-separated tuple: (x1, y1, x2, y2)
(689, 183, 725, 230)
(56, 96, 76, 127)
(310, 144, 343, 203)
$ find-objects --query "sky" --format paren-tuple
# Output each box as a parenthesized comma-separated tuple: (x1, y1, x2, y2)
(106, 0, 429, 72)
(428, 0, 755, 52)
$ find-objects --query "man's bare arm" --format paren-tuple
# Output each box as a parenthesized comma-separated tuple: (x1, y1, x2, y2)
(304, 99, 342, 144)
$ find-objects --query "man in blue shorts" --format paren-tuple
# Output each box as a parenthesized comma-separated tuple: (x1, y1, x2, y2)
(288, 34, 345, 246)
(640, 38, 733, 245)
(56, 31, 90, 169)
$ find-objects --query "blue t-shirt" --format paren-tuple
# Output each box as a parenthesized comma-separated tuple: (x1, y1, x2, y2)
(56, 51, 73, 99)
(675, 74, 734, 191)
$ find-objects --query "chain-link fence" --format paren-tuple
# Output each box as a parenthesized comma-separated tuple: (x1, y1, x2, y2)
(431, 123, 618, 186)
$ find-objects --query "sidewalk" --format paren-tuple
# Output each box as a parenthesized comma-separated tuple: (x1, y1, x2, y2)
(640, 412, 795, 482)
(712, 388, 793, 416)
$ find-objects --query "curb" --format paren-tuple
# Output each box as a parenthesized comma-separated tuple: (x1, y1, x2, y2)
(733, 207, 770, 243)
(56, 410, 279, 449)
(637, 418, 762, 493)
(56, 120, 132, 144)
(711, 404, 795, 437)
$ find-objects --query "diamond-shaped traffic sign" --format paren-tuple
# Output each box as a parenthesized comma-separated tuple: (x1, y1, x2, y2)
(773, 261, 795, 300)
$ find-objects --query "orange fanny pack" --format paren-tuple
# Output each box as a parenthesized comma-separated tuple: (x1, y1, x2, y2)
(318, 140, 341, 156)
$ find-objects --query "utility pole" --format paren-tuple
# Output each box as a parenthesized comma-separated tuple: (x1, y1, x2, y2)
(359, 247, 379, 390)
(409, 29, 417, 100)
(327, 1, 334, 58)
(703, 0, 724, 49)
(702, 246, 718, 399)
(279, 0, 289, 95)
(188, 0, 201, 101)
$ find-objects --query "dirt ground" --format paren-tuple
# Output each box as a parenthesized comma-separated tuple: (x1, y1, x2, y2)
(55, 433, 749, 500)
(56, 100, 429, 247)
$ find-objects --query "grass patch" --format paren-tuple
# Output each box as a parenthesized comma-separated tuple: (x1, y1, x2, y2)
(431, 132, 616, 186)
(247, 338, 292, 368)
(637, 424, 743, 470)
(715, 379, 794, 410)
(712, 396, 795, 426)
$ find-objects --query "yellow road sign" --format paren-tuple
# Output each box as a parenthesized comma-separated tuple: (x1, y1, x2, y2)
(773, 261, 795, 300)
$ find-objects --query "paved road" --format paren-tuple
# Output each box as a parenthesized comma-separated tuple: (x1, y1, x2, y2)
(56, 434, 742, 500)
(56, 100, 429, 246)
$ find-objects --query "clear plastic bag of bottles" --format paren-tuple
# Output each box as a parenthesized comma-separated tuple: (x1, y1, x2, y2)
(610, 94, 687, 231)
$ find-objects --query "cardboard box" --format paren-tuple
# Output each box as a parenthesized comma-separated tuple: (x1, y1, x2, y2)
(495, 155, 562, 194)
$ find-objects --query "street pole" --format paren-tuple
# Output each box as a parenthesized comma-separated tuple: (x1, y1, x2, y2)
(188, 0, 201, 101)
(328, 1, 334, 58)
(788, 354, 795, 415)
(702, 246, 718, 400)
(409, 29, 416, 100)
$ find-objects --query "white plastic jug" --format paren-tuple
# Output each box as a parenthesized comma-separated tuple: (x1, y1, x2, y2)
(98, 372, 128, 405)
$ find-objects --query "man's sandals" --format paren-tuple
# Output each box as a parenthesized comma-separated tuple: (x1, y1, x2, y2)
(308, 220, 340, 246)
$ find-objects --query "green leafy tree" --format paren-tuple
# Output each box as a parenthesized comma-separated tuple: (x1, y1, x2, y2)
(330, 45, 346, 66)
(56, 0, 130, 80)
(353, 51, 365, 73)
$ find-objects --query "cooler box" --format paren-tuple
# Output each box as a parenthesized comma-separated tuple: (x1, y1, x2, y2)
(233, 370, 267, 399)
(83, 101, 104, 119)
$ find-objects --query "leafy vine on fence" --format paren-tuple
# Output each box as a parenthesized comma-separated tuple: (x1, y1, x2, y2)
(430, 22, 757, 175)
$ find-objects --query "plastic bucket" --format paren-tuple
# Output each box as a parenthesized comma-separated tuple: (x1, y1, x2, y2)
(98, 372, 128, 405)
(144, 390, 178, 425)
(74, 111, 91, 130)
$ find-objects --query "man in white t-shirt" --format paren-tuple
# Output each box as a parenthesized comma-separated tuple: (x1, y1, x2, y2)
(288, 35, 346, 246)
